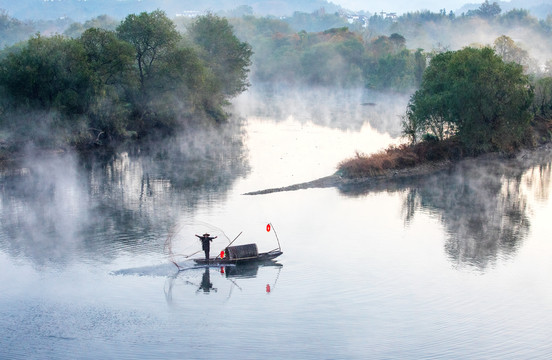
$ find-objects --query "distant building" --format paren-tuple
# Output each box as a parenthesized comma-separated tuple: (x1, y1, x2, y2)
(175, 11, 202, 18)
(379, 11, 398, 20)
(339, 11, 369, 28)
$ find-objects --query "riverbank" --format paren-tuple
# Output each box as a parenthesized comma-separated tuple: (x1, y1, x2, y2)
(244, 142, 552, 196)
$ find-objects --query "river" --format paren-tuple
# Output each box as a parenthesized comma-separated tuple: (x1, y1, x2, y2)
(1, 85, 552, 359)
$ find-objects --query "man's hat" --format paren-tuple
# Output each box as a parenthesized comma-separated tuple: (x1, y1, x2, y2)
(203, 233, 210, 236)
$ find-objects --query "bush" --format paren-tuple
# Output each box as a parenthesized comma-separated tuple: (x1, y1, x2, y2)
(338, 139, 462, 178)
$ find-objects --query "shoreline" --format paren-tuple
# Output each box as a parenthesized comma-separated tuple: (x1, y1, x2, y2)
(243, 143, 552, 195)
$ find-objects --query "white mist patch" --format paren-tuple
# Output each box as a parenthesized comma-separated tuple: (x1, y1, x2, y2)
(0, 150, 90, 267)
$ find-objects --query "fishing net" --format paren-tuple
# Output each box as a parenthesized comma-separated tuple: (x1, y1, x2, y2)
(164, 221, 233, 269)
(164, 220, 281, 269)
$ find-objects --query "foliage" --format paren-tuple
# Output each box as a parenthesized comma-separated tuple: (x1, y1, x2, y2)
(230, 18, 425, 90)
(493, 35, 529, 67)
(0, 11, 253, 149)
(404, 47, 533, 154)
(64, 15, 119, 38)
(117, 10, 181, 91)
(466, 1, 502, 18)
(0, 34, 92, 115)
(364, 34, 424, 91)
(531, 76, 552, 119)
(79, 28, 136, 139)
(188, 14, 253, 98)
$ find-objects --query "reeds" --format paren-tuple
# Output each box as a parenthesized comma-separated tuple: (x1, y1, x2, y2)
(338, 139, 461, 179)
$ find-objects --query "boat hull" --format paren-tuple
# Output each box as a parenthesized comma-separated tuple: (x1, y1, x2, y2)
(193, 250, 283, 266)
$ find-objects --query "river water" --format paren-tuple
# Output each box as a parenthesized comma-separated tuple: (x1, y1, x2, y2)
(1, 85, 552, 359)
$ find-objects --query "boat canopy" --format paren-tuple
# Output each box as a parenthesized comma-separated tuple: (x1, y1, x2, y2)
(226, 243, 258, 259)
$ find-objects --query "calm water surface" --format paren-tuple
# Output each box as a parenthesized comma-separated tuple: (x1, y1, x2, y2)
(1, 86, 552, 359)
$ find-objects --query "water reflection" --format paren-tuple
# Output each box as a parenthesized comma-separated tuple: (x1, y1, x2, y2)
(164, 262, 282, 304)
(340, 149, 552, 270)
(0, 122, 249, 267)
(199, 267, 216, 293)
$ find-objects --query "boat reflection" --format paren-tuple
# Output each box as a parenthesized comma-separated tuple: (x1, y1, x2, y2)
(164, 261, 282, 304)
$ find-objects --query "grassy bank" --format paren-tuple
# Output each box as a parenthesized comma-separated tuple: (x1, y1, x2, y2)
(338, 116, 552, 179)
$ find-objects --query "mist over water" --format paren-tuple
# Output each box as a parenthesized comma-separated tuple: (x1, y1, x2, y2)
(0, 122, 249, 268)
(233, 83, 410, 137)
(1, 87, 552, 359)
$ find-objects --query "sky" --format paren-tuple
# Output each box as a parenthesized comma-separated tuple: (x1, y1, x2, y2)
(331, 0, 486, 13)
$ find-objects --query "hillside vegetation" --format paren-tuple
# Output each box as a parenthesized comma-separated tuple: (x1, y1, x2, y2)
(0, 11, 251, 152)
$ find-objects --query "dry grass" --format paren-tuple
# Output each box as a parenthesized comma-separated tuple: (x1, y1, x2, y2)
(338, 139, 462, 179)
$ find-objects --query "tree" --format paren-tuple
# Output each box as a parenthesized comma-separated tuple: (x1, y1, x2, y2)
(116, 10, 181, 91)
(493, 35, 528, 66)
(405, 47, 533, 153)
(389, 33, 406, 54)
(0, 34, 92, 114)
(478, 1, 501, 18)
(532, 77, 552, 118)
(467, 1, 501, 19)
(80, 28, 135, 88)
(188, 14, 252, 97)
(79, 28, 136, 140)
(65, 15, 119, 38)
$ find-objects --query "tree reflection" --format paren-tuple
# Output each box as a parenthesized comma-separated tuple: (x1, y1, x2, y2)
(404, 162, 531, 269)
(340, 150, 552, 270)
(0, 121, 249, 267)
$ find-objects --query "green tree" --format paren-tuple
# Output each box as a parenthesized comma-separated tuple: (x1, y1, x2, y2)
(532, 77, 552, 118)
(188, 14, 252, 97)
(116, 10, 181, 91)
(79, 28, 136, 140)
(65, 15, 119, 38)
(405, 47, 533, 153)
(80, 28, 135, 88)
(367, 49, 418, 91)
(389, 33, 406, 54)
(0, 34, 92, 114)
(467, 1, 501, 18)
(479, 1, 501, 18)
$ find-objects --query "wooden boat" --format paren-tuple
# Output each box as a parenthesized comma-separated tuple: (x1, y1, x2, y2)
(193, 243, 282, 266)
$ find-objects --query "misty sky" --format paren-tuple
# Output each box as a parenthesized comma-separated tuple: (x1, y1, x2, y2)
(332, 0, 500, 13)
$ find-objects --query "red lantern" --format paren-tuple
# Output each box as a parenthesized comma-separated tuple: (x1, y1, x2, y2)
(266, 224, 271, 232)
(220, 250, 225, 258)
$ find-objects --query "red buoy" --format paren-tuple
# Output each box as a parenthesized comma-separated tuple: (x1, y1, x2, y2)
(220, 250, 225, 258)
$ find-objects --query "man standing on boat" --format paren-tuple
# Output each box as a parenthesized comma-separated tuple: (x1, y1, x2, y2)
(196, 233, 217, 261)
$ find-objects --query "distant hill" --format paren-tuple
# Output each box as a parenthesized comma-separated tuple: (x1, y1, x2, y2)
(0, 0, 342, 21)
(458, 0, 552, 19)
